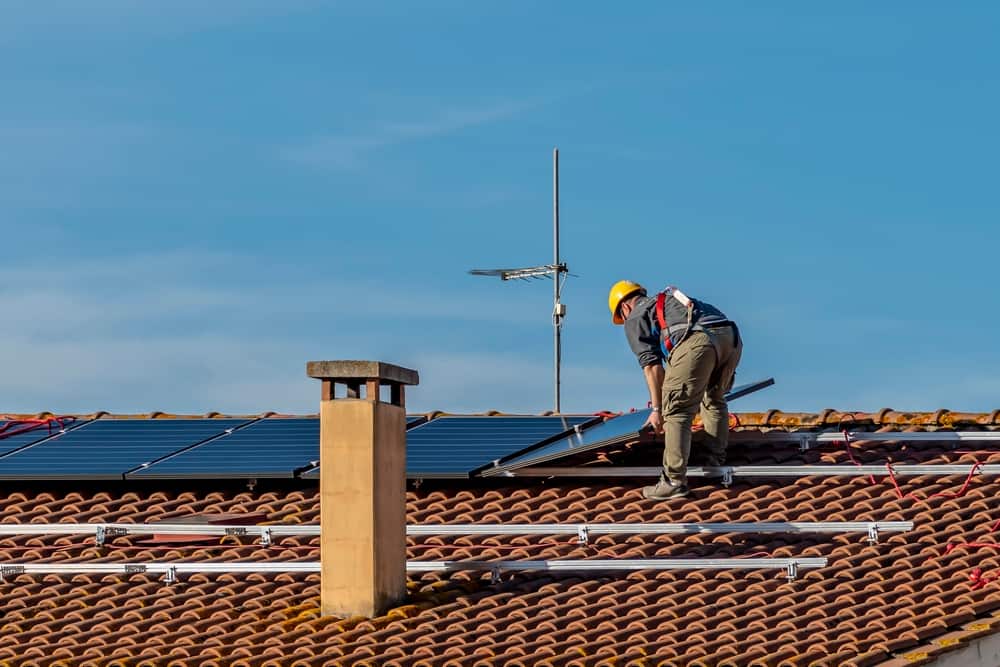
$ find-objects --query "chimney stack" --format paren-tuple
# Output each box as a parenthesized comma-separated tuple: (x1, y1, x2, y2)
(306, 360, 419, 617)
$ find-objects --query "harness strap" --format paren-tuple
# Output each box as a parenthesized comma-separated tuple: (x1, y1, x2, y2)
(655, 292, 669, 352)
(655, 287, 695, 355)
(658, 286, 736, 362)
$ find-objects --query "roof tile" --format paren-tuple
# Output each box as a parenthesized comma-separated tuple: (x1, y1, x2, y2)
(0, 419, 997, 664)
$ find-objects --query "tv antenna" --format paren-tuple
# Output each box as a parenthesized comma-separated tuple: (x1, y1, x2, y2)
(469, 148, 569, 413)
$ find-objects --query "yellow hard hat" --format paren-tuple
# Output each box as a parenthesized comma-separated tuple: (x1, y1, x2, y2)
(608, 280, 645, 325)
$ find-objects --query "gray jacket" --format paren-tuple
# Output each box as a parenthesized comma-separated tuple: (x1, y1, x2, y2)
(624, 291, 730, 368)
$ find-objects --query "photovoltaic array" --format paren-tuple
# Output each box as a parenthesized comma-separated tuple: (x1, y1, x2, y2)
(0, 379, 772, 481)
(0, 419, 251, 480)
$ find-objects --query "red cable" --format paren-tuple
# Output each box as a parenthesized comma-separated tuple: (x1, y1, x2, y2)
(883, 461, 983, 506)
(841, 430, 877, 485)
(969, 568, 998, 590)
(0, 417, 72, 441)
(888, 459, 1000, 589)
(692, 413, 741, 434)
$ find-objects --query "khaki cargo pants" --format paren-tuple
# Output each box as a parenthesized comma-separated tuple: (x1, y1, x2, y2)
(662, 325, 742, 483)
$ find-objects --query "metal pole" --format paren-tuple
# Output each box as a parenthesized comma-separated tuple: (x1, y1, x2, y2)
(553, 147, 561, 413)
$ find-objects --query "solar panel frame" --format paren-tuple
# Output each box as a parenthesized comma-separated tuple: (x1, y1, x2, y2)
(481, 378, 775, 476)
(0, 418, 254, 480)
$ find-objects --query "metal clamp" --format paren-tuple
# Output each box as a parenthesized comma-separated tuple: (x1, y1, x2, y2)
(95, 525, 130, 547)
(867, 524, 879, 545)
(490, 566, 502, 584)
(259, 527, 272, 547)
(721, 467, 734, 487)
(576, 525, 590, 545)
(164, 566, 178, 585)
(785, 561, 799, 582)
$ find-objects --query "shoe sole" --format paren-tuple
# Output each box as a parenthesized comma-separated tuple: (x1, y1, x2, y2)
(643, 491, 689, 500)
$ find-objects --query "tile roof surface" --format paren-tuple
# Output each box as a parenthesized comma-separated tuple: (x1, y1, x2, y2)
(0, 411, 997, 666)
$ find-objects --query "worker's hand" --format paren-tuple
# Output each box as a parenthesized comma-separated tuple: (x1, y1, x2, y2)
(643, 409, 664, 434)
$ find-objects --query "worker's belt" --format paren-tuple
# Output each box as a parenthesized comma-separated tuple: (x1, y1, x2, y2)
(702, 321, 741, 352)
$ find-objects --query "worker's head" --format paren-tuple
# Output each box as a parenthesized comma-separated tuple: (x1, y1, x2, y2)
(608, 280, 646, 325)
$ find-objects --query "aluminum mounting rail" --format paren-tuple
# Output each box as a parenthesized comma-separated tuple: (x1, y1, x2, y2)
(408, 521, 910, 545)
(0, 556, 827, 583)
(0, 521, 911, 545)
(505, 464, 1000, 485)
(728, 430, 1000, 451)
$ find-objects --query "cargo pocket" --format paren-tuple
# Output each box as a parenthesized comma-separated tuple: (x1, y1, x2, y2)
(664, 382, 700, 416)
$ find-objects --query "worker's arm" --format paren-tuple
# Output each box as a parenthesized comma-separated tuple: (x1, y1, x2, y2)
(622, 299, 666, 432)
(642, 363, 665, 433)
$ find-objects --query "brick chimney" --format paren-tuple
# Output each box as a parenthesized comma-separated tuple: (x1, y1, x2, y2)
(306, 360, 419, 618)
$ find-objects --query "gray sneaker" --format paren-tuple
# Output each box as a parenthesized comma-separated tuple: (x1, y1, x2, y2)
(641, 478, 689, 500)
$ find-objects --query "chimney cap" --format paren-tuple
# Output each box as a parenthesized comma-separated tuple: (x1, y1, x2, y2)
(306, 360, 419, 386)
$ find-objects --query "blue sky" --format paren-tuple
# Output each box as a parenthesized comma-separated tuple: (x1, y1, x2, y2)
(2, 2, 998, 415)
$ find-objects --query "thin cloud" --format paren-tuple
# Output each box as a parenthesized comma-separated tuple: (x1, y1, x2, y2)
(0, 250, 569, 413)
(283, 99, 539, 169)
(0, 250, 544, 334)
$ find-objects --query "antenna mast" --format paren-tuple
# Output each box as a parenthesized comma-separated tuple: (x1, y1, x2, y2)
(552, 148, 563, 413)
(469, 148, 569, 413)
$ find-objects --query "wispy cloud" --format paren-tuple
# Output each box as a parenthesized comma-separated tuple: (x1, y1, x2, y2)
(0, 250, 603, 414)
(0, 121, 159, 211)
(406, 351, 644, 414)
(282, 99, 539, 169)
(8, 250, 991, 415)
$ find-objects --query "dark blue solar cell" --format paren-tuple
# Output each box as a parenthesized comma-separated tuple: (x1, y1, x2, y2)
(0, 418, 84, 457)
(405, 415, 597, 478)
(298, 415, 597, 480)
(130, 415, 431, 480)
(0, 419, 250, 480)
(128, 418, 318, 479)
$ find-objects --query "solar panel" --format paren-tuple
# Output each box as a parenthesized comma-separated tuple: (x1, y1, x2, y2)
(726, 378, 775, 401)
(127, 418, 317, 479)
(129, 416, 431, 480)
(406, 414, 598, 478)
(0, 419, 251, 480)
(483, 378, 775, 475)
(485, 411, 651, 475)
(0, 418, 85, 457)
(300, 414, 598, 480)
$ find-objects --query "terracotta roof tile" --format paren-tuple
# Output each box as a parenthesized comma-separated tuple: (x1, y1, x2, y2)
(0, 419, 997, 664)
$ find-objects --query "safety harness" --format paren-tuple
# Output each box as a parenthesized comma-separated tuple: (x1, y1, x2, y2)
(654, 286, 737, 360)
(655, 287, 694, 356)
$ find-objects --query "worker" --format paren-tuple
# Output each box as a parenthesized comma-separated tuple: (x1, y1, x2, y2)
(608, 280, 742, 500)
